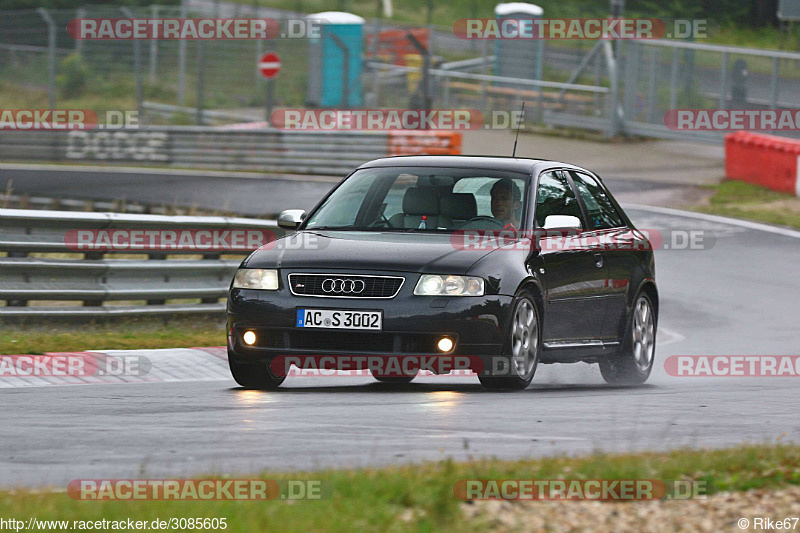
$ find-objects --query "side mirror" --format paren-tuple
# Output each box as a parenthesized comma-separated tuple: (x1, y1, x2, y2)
(543, 215, 582, 231)
(277, 209, 306, 230)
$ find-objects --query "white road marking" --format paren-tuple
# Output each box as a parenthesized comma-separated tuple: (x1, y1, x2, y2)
(624, 203, 800, 239)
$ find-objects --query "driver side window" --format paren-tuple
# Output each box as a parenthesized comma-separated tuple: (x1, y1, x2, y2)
(535, 171, 583, 228)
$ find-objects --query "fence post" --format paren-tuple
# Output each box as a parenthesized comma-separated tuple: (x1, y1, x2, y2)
(121, 8, 144, 123)
(150, 5, 159, 85)
(719, 52, 728, 110)
(602, 41, 620, 137)
(76, 8, 85, 56)
(178, 1, 187, 106)
(36, 8, 56, 110)
(770, 57, 779, 110)
(196, 40, 205, 124)
(326, 33, 350, 107)
(406, 32, 431, 117)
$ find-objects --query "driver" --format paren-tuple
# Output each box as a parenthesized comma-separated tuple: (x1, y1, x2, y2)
(490, 178, 521, 230)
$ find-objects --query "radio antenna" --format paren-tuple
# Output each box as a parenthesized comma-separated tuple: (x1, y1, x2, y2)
(512, 101, 525, 158)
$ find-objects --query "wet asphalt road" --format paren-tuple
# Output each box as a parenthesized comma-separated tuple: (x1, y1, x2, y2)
(1, 205, 799, 488)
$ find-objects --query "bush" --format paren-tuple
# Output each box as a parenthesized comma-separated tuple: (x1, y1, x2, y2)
(56, 54, 90, 99)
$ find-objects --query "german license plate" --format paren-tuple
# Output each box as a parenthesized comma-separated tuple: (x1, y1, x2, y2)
(296, 309, 382, 330)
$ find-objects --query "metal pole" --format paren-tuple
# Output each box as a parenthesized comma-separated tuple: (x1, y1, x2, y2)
(149, 5, 159, 85)
(770, 57, 779, 110)
(326, 33, 350, 107)
(265, 78, 274, 122)
(196, 40, 205, 125)
(669, 48, 679, 111)
(406, 32, 431, 115)
(75, 8, 85, 56)
(719, 52, 728, 110)
(122, 8, 143, 122)
(178, 2, 187, 106)
(36, 8, 56, 110)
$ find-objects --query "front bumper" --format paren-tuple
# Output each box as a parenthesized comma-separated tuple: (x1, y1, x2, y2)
(226, 272, 514, 363)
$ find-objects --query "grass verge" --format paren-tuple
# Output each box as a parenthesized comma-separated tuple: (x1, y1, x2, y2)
(694, 179, 800, 229)
(0, 316, 225, 355)
(0, 444, 798, 531)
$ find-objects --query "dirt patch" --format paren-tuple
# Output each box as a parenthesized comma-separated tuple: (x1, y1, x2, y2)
(461, 484, 800, 532)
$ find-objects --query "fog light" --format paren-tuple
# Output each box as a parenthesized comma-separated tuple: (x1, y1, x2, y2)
(243, 331, 257, 346)
(437, 337, 454, 352)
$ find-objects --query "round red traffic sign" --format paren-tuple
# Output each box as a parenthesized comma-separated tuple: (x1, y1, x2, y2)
(259, 52, 281, 79)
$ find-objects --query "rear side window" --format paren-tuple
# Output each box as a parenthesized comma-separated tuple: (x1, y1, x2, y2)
(568, 171, 624, 230)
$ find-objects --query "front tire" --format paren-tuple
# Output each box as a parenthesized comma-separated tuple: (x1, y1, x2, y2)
(599, 292, 656, 385)
(479, 293, 541, 390)
(228, 350, 286, 389)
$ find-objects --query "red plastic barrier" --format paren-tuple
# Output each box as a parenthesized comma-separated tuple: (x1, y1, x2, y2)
(725, 131, 800, 196)
(387, 131, 462, 156)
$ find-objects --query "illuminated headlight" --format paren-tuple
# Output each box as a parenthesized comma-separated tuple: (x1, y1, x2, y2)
(232, 269, 279, 290)
(414, 275, 484, 296)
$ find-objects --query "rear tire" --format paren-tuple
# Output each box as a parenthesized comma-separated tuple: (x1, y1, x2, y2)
(479, 293, 541, 390)
(228, 350, 286, 389)
(599, 292, 656, 385)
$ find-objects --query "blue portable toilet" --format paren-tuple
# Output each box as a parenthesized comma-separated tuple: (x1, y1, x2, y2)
(494, 3, 544, 84)
(306, 11, 364, 107)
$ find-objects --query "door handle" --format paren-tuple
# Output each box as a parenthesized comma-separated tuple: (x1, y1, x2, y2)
(594, 252, 604, 268)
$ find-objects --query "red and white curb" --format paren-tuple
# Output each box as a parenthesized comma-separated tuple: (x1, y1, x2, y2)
(0, 347, 231, 389)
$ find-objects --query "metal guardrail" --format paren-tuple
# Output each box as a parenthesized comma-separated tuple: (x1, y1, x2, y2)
(0, 208, 284, 318)
(0, 126, 402, 175)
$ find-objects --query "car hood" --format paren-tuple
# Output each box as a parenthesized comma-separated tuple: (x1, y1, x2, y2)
(243, 230, 497, 274)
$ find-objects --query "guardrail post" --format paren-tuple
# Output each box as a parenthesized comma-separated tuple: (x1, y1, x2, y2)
(36, 8, 56, 110)
(147, 253, 167, 306)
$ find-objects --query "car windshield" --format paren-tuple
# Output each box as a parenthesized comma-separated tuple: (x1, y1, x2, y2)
(303, 166, 529, 232)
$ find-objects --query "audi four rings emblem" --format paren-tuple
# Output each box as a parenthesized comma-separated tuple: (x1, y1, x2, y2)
(321, 278, 366, 294)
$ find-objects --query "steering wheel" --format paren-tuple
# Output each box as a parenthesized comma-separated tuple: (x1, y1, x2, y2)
(369, 213, 395, 228)
(460, 216, 506, 230)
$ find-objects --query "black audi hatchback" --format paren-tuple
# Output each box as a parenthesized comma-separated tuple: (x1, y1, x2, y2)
(227, 156, 657, 390)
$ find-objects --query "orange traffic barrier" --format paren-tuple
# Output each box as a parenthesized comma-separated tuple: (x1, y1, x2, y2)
(725, 131, 800, 196)
(387, 131, 462, 156)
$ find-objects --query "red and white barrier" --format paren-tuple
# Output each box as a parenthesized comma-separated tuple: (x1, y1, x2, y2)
(725, 132, 800, 197)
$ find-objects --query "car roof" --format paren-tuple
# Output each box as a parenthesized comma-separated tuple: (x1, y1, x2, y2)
(357, 155, 590, 175)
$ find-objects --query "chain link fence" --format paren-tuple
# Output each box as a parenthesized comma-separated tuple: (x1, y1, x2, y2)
(1, 2, 800, 141)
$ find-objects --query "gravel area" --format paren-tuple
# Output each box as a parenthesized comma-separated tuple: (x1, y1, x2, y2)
(461, 485, 800, 532)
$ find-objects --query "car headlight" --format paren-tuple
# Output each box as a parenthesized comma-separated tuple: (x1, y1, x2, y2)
(414, 275, 484, 296)
(232, 269, 279, 290)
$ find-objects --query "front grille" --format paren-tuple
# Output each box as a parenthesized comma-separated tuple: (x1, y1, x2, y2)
(290, 331, 395, 353)
(288, 273, 404, 298)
